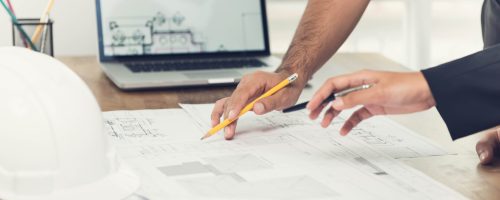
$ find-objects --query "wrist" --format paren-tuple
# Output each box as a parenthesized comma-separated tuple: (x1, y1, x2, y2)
(416, 72, 436, 107)
(275, 64, 310, 88)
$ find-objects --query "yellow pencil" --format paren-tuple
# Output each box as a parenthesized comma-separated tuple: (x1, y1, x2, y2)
(31, 0, 55, 44)
(201, 73, 298, 140)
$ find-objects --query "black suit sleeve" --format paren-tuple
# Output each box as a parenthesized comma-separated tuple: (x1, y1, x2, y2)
(482, 0, 500, 47)
(421, 44, 500, 140)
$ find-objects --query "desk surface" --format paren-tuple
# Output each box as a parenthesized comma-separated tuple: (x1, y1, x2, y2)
(59, 53, 500, 199)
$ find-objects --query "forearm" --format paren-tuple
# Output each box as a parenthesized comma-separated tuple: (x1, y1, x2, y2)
(277, 0, 370, 85)
(422, 44, 500, 140)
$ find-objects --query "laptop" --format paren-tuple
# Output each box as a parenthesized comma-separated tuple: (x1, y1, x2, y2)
(95, 0, 280, 89)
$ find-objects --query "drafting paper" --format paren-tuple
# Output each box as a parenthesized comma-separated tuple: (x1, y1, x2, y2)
(180, 104, 448, 159)
(103, 105, 463, 200)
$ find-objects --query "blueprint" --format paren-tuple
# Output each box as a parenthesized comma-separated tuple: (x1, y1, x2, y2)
(103, 105, 464, 200)
(99, 0, 265, 56)
(180, 104, 448, 159)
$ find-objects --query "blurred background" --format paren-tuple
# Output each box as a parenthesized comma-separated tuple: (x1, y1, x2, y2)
(0, 0, 483, 69)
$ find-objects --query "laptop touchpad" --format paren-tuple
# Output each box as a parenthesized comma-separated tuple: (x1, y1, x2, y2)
(184, 71, 241, 79)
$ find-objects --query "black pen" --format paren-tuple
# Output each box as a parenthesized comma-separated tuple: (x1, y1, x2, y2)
(282, 84, 373, 113)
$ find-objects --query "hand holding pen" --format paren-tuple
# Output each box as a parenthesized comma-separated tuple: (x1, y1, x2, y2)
(306, 70, 435, 136)
(209, 70, 435, 140)
(283, 84, 373, 113)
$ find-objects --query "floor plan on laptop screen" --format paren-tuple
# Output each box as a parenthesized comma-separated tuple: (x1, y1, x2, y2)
(103, 104, 464, 200)
(99, 0, 266, 56)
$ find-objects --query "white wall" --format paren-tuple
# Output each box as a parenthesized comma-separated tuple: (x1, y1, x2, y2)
(267, 0, 483, 68)
(0, 0, 484, 67)
(0, 0, 98, 56)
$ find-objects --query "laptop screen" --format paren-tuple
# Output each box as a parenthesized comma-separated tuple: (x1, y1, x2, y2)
(96, 0, 269, 60)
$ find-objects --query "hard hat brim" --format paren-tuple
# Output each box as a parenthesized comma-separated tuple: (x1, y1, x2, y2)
(1, 164, 140, 200)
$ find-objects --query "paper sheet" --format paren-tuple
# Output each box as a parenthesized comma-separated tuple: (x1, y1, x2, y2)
(180, 104, 448, 159)
(103, 105, 465, 200)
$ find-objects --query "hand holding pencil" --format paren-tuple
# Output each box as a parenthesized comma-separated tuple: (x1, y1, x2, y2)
(209, 69, 435, 140)
(203, 73, 299, 140)
(209, 71, 306, 140)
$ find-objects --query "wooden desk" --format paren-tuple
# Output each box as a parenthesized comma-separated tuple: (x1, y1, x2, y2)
(59, 53, 500, 199)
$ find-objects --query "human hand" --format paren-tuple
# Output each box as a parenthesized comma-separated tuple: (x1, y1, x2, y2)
(306, 70, 436, 135)
(211, 70, 306, 140)
(476, 128, 500, 165)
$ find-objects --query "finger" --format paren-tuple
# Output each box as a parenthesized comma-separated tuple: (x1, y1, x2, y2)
(340, 107, 374, 136)
(254, 92, 292, 115)
(224, 120, 238, 140)
(332, 87, 381, 110)
(320, 106, 340, 128)
(476, 129, 500, 165)
(225, 78, 263, 120)
(225, 91, 253, 120)
(211, 98, 228, 127)
(307, 71, 377, 112)
(223, 98, 231, 120)
(222, 99, 238, 140)
(309, 102, 328, 120)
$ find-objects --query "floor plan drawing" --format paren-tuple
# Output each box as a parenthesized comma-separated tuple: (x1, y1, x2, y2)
(102, 105, 464, 199)
(106, 11, 206, 55)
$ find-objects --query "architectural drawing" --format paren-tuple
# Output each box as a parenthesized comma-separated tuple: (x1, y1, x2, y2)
(105, 11, 206, 55)
(101, 106, 465, 199)
(105, 117, 163, 139)
(99, 0, 267, 56)
(180, 104, 448, 159)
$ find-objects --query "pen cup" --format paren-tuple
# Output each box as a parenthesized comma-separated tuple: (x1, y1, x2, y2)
(12, 18, 54, 56)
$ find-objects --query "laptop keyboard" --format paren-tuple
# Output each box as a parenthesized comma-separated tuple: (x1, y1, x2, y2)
(125, 58, 267, 73)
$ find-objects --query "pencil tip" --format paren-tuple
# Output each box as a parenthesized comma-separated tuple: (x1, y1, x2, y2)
(200, 133, 209, 140)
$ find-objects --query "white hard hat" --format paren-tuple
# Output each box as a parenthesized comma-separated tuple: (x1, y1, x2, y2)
(0, 47, 140, 200)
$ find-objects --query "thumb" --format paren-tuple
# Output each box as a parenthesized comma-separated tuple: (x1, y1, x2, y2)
(253, 95, 283, 115)
(476, 129, 500, 165)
